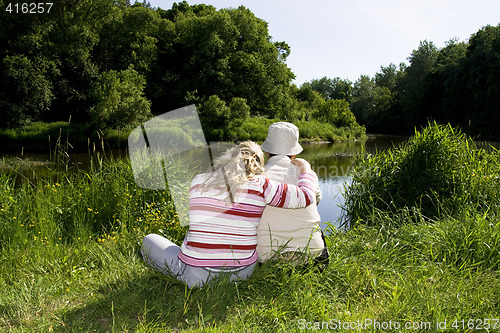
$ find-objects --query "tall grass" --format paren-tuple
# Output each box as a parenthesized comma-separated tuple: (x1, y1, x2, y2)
(343, 122, 500, 226)
(0, 150, 186, 253)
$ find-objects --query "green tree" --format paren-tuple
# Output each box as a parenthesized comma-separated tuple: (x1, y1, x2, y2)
(0, 1, 59, 124)
(43, 0, 119, 121)
(0, 0, 366, 134)
(351, 75, 376, 124)
(198, 95, 231, 126)
(288, 84, 325, 122)
(374, 63, 404, 90)
(0, 55, 56, 125)
(89, 67, 151, 129)
(93, 4, 161, 76)
(309, 77, 353, 101)
(296, 84, 324, 110)
(153, 3, 295, 117)
(418, 39, 468, 126)
(465, 24, 500, 139)
(315, 99, 356, 128)
(229, 97, 250, 121)
(399, 40, 439, 127)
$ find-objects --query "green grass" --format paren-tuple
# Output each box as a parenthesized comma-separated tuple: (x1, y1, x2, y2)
(1, 122, 499, 332)
(0, 121, 130, 153)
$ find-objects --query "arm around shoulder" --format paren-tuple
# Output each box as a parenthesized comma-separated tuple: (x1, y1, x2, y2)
(262, 159, 317, 209)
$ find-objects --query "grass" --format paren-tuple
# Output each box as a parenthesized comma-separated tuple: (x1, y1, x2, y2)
(0, 121, 130, 153)
(1, 122, 499, 332)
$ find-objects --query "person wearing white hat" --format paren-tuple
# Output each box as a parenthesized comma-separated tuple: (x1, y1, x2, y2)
(257, 122, 328, 266)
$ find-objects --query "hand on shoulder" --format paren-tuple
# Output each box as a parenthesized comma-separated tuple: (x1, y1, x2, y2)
(291, 158, 312, 174)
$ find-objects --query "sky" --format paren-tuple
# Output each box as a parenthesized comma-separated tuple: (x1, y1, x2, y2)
(145, 0, 500, 85)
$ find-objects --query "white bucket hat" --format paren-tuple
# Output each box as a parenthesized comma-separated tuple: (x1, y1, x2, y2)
(261, 122, 303, 155)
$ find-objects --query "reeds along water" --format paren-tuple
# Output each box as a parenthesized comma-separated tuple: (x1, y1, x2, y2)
(0, 136, 190, 252)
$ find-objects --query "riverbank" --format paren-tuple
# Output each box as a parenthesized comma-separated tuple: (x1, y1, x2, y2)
(1, 123, 498, 331)
(0, 118, 366, 154)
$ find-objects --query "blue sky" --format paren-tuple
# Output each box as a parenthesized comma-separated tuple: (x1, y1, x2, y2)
(146, 0, 500, 85)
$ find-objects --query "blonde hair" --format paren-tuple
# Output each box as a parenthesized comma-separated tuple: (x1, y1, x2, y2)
(200, 141, 265, 200)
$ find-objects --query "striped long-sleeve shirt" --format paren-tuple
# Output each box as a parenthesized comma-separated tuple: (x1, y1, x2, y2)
(178, 171, 317, 267)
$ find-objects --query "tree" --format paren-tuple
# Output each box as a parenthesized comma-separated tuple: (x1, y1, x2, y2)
(93, 5, 161, 76)
(153, 4, 295, 117)
(465, 24, 500, 139)
(0, 1, 59, 124)
(43, 0, 118, 121)
(309, 77, 353, 102)
(0, 55, 56, 126)
(315, 99, 357, 128)
(374, 63, 403, 90)
(351, 75, 376, 125)
(198, 95, 231, 126)
(229, 97, 250, 121)
(296, 84, 324, 109)
(89, 67, 151, 129)
(0, 1, 366, 134)
(419, 39, 468, 126)
(399, 40, 439, 127)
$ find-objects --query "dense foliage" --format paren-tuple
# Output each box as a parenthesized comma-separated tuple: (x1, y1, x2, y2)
(304, 25, 500, 140)
(2, 0, 499, 140)
(0, 0, 363, 140)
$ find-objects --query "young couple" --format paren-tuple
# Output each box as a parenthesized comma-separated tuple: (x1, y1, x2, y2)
(142, 122, 328, 288)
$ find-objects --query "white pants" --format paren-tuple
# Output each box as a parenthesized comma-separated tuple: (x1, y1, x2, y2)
(141, 234, 256, 288)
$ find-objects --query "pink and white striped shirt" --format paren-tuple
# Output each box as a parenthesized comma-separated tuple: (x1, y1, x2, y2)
(178, 171, 317, 267)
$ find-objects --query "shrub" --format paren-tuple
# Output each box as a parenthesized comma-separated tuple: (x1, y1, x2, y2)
(229, 97, 250, 120)
(90, 67, 152, 130)
(199, 95, 231, 126)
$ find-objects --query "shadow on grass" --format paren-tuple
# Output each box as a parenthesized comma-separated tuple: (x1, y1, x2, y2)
(55, 258, 332, 332)
(56, 267, 249, 331)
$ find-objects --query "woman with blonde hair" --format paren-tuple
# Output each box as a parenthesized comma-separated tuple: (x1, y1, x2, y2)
(142, 141, 317, 288)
